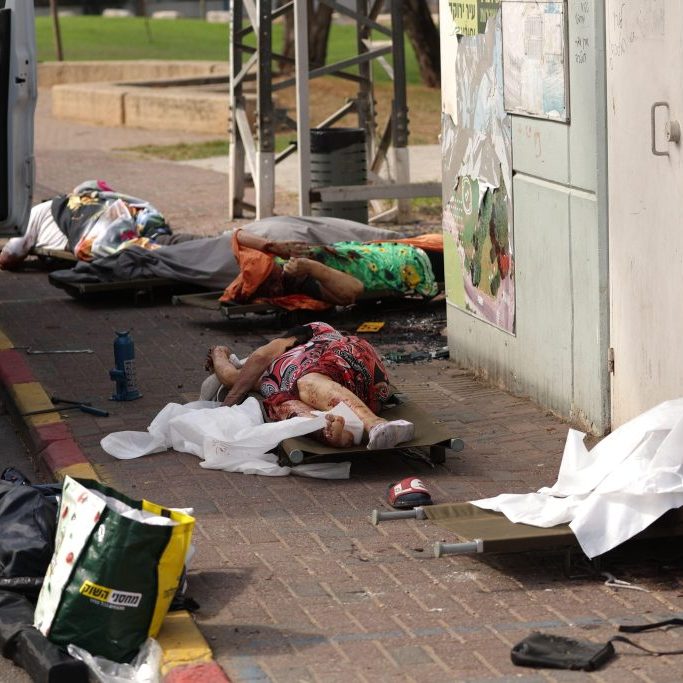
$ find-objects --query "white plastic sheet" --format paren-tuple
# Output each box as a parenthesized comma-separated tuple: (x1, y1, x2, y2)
(472, 399, 683, 558)
(68, 638, 162, 683)
(101, 398, 353, 479)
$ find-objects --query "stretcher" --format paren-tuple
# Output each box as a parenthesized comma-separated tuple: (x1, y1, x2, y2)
(30, 247, 77, 264)
(173, 287, 443, 326)
(370, 501, 683, 559)
(274, 394, 464, 467)
(47, 272, 210, 304)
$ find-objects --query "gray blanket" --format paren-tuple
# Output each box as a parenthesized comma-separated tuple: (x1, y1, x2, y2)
(49, 217, 404, 290)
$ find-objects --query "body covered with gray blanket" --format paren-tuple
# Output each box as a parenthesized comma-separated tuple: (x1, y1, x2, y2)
(49, 216, 404, 290)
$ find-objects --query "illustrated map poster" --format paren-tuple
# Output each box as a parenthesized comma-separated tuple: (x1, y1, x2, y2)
(502, 1, 569, 121)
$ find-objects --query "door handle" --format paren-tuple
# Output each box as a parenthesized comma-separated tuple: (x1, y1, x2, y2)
(651, 101, 681, 156)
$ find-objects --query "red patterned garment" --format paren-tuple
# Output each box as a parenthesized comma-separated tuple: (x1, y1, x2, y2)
(259, 322, 391, 417)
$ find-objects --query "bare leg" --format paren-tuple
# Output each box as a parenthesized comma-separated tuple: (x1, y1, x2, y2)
(297, 373, 414, 449)
(269, 398, 354, 447)
(284, 258, 364, 305)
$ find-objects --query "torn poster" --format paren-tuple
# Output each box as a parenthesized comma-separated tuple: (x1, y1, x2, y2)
(447, 0, 501, 36)
(440, 7, 515, 333)
(502, 1, 569, 121)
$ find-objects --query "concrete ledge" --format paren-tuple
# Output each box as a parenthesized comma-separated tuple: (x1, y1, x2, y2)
(125, 88, 230, 135)
(52, 82, 126, 127)
(164, 661, 230, 682)
(46, 61, 244, 135)
(38, 60, 228, 88)
(157, 611, 214, 674)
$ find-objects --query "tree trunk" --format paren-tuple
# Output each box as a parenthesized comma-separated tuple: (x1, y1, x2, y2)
(402, 0, 440, 88)
(308, 1, 333, 69)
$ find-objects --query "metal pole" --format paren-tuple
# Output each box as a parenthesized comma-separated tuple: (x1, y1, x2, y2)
(433, 540, 483, 558)
(256, 0, 275, 218)
(228, 0, 246, 219)
(370, 507, 427, 525)
(390, 0, 410, 220)
(294, 0, 311, 215)
(355, 0, 373, 163)
(49, 0, 64, 62)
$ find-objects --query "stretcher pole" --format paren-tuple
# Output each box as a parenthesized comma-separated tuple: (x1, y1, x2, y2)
(370, 507, 428, 525)
(433, 539, 483, 558)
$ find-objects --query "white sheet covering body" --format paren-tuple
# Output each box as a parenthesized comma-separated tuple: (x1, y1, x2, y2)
(471, 399, 683, 558)
(101, 398, 355, 478)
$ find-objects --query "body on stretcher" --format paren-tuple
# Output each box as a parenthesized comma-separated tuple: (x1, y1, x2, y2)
(249, 393, 464, 468)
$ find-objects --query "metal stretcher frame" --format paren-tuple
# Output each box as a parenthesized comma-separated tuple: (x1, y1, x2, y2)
(275, 395, 464, 467)
(371, 501, 683, 559)
(30, 246, 77, 263)
(47, 272, 212, 303)
(173, 287, 443, 323)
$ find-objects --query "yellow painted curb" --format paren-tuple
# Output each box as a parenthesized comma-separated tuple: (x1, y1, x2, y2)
(157, 611, 213, 675)
(0, 330, 13, 350)
(56, 462, 100, 482)
(9, 383, 62, 426)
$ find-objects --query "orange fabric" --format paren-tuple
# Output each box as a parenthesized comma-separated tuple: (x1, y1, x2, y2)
(369, 233, 443, 252)
(219, 229, 275, 303)
(266, 295, 331, 311)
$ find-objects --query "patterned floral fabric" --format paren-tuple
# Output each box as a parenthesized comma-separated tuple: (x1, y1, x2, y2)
(259, 322, 391, 417)
(305, 241, 438, 297)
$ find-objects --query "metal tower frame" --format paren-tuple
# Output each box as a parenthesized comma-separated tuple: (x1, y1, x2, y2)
(228, 0, 440, 221)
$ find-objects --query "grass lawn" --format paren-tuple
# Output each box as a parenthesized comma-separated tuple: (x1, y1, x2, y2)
(39, 16, 442, 159)
(36, 16, 423, 84)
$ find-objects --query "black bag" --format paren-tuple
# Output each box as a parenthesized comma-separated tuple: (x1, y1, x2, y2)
(0, 481, 57, 588)
(512, 619, 683, 672)
(511, 632, 616, 671)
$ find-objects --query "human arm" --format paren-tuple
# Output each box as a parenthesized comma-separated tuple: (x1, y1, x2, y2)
(221, 337, 295, 407)
(235, 229, 313, 258)
(283, 257, 364, 305)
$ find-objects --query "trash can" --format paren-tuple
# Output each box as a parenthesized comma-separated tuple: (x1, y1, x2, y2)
(310, 128, 368, 224)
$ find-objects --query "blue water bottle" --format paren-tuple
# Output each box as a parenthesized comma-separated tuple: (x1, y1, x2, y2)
(110, 331, 142, 401)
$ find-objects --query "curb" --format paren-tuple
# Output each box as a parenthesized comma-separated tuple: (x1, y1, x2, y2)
(0, 330, 230, 682)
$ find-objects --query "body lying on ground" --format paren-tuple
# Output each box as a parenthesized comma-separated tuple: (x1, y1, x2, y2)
(44, 216, 406, 292)
(220, 228, 444, 309)
(0, 180, 197, 270)
(201, 321, 414, 450)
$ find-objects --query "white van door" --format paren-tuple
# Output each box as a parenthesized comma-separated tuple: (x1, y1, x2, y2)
(0, 0, 36, 236)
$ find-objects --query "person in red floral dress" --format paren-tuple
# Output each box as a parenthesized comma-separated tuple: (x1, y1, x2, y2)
(205, 322, 413, 450)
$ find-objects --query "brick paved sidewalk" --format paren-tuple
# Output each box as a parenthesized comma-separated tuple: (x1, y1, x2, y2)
(1, 91, 682, 682)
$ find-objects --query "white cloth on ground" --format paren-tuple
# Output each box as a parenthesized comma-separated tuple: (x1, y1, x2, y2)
(1, 200, 67, 258)
(471, 398, 683, 558)
(100, 397, 358, 478)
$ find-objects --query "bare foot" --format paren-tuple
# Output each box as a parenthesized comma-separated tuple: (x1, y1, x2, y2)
(205, 345, 234, 372)
(321, 414, 354, 448)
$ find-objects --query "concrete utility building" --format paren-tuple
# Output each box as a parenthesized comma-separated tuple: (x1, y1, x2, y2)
(440, 0, 674, 435)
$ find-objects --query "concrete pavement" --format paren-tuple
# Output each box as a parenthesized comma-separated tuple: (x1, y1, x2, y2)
(1, 89, 683, 682)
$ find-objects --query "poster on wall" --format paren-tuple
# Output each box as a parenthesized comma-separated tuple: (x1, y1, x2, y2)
(448, 0, 501, 36)
(502, 0, 569, 121)
(440, 2, 515, 333)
